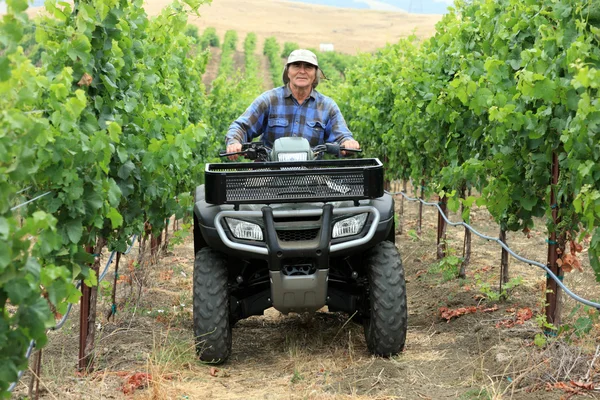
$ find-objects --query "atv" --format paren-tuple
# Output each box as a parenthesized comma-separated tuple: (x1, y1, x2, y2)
(192, 137, 407, 363)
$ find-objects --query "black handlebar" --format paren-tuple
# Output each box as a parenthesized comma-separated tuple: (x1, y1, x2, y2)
(220, 142, 361, 161)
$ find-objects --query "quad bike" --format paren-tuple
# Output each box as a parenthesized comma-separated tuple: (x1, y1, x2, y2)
(192, 137, 407, 363)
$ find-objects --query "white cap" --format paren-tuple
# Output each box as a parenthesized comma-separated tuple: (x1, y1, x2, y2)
(286, 49, 319, 67)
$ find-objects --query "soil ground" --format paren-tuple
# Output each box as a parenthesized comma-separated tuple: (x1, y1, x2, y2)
(11, 185, 600, 400)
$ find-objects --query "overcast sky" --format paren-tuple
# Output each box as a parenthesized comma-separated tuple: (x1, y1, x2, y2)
(287, 0, 452, 14)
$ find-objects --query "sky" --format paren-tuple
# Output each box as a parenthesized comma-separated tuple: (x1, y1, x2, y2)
(1, 0, 453, 15)
(286, 0, 453, 14)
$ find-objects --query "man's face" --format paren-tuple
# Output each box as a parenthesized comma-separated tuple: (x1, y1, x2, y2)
(287, 61, 317, 90)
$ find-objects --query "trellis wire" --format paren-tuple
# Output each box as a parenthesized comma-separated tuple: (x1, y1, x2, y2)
(10, 192, 52, 211)
(391, 190, 600, 310)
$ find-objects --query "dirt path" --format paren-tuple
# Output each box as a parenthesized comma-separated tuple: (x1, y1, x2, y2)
(260, 53, 275, 90)
(202, 47, 222, 91)
(11, 189, 600, 400)
(232, 50, 245, 75)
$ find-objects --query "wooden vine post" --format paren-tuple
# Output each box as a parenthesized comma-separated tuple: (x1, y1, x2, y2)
(417, 179, 424, 235)
(399, 181, 407, 235)
(78, 245, 93, 372)
(436, 194, 447, 259)
(545, 151, 564, 326)
(499, 228, 509, 298)
(459, 185, 471, 278)
(78, 238, 106, 372)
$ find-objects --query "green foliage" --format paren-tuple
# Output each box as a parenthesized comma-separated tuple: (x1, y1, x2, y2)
(476, 276, 523, 302)
(560, 303, 600, 340)
(207, 32, 263, 139)
(281, 41, 299, 58)
(168, 223, 191, 250)
(534, 314, 558, 348)
(263, 36, 283, 88)
(290, 369, 304, 384)
(0, 0, 212, 394)
(336, 0, 600, 281)
(199, 26, 220, 50)
(429, 248, 463, 281)
(185, 24, 200, 41)
(218, 30, 238, 78)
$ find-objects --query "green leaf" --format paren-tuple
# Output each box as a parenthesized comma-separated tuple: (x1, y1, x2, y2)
(0, 217, 9, 240)
(106, 179, 122, 207)
(67, 34, 91, 62)
(7, 0, 29, 12)
(107, 121, 122, 143)
(0, 56, 11, 81)
(574, 316, 593, 336)
(5, 278, 32, 305)
(18, 297, 53, 344)
(65, 219, 83, 244)
(117, 160, 135, 180)
(107, 207, 123, 228)
(0, 241, 11, 269)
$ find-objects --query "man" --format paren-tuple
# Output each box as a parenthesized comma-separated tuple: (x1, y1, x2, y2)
(225, 49, 360, 158)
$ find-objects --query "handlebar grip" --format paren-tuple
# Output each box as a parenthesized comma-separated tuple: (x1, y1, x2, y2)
(219, 150, 246, 157)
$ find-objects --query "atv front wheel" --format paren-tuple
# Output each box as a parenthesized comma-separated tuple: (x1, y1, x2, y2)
(193, 248, 231, 363)
(363, 241, 407, 356)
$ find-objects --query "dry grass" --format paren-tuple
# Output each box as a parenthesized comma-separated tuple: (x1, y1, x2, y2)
(10, 181, 600, 400)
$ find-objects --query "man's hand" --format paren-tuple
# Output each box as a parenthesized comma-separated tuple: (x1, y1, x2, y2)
(226, 142, 243, 161)
(341, 139, 360, 156)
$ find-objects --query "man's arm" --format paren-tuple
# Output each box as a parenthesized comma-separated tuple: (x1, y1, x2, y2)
(226, 94, 270, 146)
(325, 100, 360, 153)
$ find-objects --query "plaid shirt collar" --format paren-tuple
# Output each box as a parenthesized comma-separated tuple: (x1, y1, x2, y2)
(284, 84, 317, 102)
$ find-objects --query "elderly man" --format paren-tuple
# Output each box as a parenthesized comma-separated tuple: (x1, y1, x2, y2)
(225, 49, 360, 158)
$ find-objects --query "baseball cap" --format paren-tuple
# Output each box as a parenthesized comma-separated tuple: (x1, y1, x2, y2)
(286, 49, 319, 67)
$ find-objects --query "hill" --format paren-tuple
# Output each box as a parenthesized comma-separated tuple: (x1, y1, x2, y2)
(143, 0, 442, 54)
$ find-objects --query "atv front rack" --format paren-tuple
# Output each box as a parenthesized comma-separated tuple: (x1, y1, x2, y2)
(204, 158, 384, 205)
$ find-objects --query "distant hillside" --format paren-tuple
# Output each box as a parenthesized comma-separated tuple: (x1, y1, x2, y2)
(4, 0, 443, 54)
(150, 0, 443, 55)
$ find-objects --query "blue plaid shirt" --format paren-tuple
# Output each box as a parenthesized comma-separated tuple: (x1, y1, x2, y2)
(226, 85, 354, 148)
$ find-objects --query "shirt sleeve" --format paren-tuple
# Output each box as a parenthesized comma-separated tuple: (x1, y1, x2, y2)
(226, 94, 270, 145)
(325, 99, 354, 144)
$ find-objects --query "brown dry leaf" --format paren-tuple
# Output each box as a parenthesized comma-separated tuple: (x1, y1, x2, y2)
(516, 308, 533, 324)
(570, 381, 595, 390)
(570, 241, 583, 253)
(495, 308, 533, 329)
(439, 306, 477, 322)
(472, 294, 486, 301)
(481, 305, 499, 313)
(556, 258, 564, 267)
(415, 270, 427, 279)
(560, 253, 581, 273)
(120, 372, 151, 395)
(159, 269, 173, 281)
(209, 367, 219, 377)
(77, 72, 93, 86)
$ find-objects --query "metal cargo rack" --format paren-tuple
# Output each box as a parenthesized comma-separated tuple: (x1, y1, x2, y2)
(204, 158, 384, 205)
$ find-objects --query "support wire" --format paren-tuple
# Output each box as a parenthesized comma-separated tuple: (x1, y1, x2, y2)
(391, 190, 600, 310)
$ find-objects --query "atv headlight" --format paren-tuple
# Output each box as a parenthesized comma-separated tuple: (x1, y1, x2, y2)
(277, 152, 308, 162)
(332, 213, 368, 238)
(225, 218, 263, 241)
